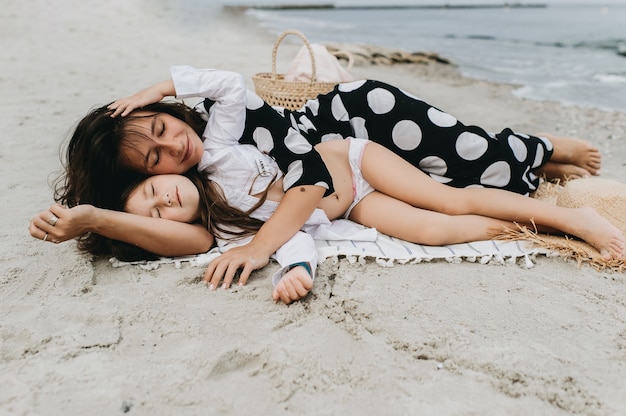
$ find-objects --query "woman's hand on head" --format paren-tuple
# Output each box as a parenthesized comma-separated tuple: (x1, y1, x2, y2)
(108, 80, 176, 117)
(202, 243, 271, 291)
(272, 267, 313, 305)
(29, 204, 95, 244)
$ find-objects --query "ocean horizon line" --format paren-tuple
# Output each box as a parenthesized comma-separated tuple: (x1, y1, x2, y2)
(225, 3, 547, 11)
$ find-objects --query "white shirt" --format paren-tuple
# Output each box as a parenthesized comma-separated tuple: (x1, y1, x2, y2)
(170, 65, 377, 284)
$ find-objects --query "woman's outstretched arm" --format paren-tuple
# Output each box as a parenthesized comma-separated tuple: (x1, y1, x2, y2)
(30, 204, 214, 257)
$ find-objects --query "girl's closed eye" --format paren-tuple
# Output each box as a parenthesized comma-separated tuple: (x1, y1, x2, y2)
(150, 184, 162, 218)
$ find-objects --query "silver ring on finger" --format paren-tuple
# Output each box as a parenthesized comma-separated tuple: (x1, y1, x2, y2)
(48, 214, 59, 226)
(43, 232, 48, 242)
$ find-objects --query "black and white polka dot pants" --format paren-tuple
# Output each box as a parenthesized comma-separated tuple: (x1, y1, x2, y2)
(238, 79, 553, 196)
(295, 80, 553, 195)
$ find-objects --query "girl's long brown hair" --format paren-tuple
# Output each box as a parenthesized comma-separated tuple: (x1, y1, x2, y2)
(109, 170, 268, 262)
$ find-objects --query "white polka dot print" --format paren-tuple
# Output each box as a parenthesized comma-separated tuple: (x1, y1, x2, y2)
(367, 88, 396, 114)
(539, 135, 553, 151)
(331, 95, 348, 121)
(298, 115, 316, 132)
(314, 181, 330, 190)
(284, 128, 313, 154)
(418, 155, 447, 176)
(532, 145, 545, 168)
(321, 133, 343, 142)
(283, 160, 304, 189)
(392, 120, 422, 151)
(522, 166, 536, 190)
(427, 107, 457, 127)
(304, 99, 320, 116)
(350, 117, 368, 140)
(507, 135, 528, 162)
(246, 91, 264, 110)
(289, 113, 299, 130)
(455, 132, 489, 161)
(338, 80, 366, 92)
(252, 127, 274, 153)
(429, 174, 453, 184)
(480, 161, 511, 187)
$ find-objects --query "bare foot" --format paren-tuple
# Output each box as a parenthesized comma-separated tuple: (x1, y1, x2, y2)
(537, 133, 602, 175)
(536, 161, 592, 182)
(571, 207, 626, 261)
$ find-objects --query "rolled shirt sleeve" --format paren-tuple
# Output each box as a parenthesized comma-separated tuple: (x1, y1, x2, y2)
(215, 231, 318, 287)
(170, 65, 247, 149)
(271, 231, 318, 287)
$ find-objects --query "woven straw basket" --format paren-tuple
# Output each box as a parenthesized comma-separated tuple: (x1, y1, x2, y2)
(253, 30, 352, 110)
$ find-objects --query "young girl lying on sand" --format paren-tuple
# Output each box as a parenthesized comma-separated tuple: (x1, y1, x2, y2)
(118, 137, 625, 304)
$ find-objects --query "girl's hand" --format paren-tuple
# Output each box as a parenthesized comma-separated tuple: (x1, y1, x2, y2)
(29, 204, 96, 244)
(108, 80, 175, 117)
(272, 267, 313, 305)
(202, 243, 271, 290)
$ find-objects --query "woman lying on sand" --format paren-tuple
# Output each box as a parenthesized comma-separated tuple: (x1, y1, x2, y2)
(30, 66, 620, 303)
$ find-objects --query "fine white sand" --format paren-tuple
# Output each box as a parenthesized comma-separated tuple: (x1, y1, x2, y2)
(2, 1, 626, 415)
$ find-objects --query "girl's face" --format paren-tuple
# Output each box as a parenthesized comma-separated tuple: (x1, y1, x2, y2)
(125, 174, 202, 223)
(122, 112, 205, 175)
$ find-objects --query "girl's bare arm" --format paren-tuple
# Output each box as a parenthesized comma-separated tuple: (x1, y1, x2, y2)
(203, 184, 325, 289)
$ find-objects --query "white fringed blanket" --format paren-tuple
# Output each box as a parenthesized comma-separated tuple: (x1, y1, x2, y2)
(110, 227, 552, 271)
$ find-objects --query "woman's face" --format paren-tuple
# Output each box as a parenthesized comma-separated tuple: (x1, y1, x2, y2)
(125, 174, 202, 223)
(121, 112, 205, 175)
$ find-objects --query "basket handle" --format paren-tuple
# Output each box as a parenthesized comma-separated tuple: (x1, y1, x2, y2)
(271, 30, 318, 82)
(331, 50, 354, 72)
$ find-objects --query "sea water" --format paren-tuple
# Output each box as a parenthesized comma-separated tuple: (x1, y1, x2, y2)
(242, 2, 626, 112)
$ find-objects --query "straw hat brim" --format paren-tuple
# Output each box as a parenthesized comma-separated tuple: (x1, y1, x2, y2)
(500, 178, 626, 272)
(556, 177, 626, 233)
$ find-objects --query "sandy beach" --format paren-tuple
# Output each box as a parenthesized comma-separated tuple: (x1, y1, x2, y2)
(2, 1, 626, 415)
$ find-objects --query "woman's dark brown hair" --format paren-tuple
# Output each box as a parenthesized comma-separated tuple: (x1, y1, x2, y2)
(54, 102, 209, 256)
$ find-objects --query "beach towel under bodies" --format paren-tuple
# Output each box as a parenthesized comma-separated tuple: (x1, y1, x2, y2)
(227, 79, 553, 196)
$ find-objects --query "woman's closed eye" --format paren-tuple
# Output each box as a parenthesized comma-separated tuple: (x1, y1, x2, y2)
(146, 118, 164, 168)
(144, 148, 160, 169)
(152, 149, 161, 168)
